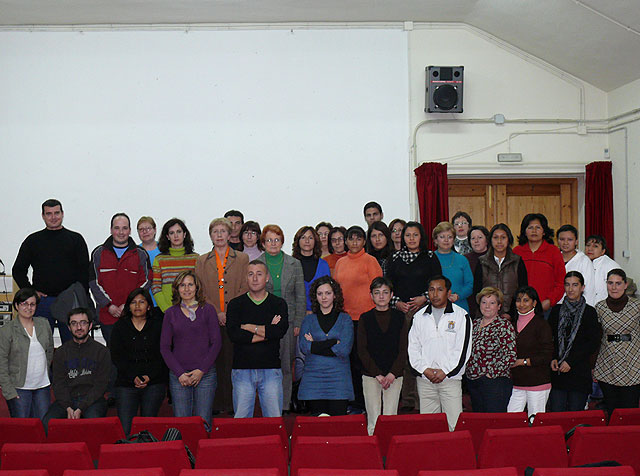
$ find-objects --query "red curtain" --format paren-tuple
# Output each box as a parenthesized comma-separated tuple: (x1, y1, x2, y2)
(415, 162, 449, 250)
(585, 161, 614, 257)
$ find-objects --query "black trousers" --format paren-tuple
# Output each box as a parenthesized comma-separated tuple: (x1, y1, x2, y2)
(307, 399, 348, 416)
(599, 381, 640, 416)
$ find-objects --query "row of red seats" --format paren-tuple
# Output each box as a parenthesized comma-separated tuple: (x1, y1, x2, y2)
(2, 408, 639, 459)
(2, 425, 640, 476)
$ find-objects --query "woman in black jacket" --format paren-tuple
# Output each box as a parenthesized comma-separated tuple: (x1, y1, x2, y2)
(110, 288, 168, 435)
(548, 271, 601, 412)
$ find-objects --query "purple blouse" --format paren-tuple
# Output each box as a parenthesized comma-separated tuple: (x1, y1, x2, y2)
(160, 303, 221, 376)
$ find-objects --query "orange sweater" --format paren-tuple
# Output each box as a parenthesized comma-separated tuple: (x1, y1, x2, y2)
(334, 249, 383, 321)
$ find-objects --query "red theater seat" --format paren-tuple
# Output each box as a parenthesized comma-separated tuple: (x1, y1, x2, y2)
(385, 431, 476, 476)
(0, 442, 93, 476)
(373, 413, 449, 457)
(47, 416, 125, 460)
(418, 470, 518, 476)
(195, 435, 287, 476)
(63, 470, 166, 475)
(531, 410, 607, 434)
(0, 471, 51, 476)
(290, 435, 383, 476)
(609, 408, 640, 426)
(299, 471, 400, 476)
(532, 467, 636, 475)
(291, 415, 367, 446)
(0, 418, 46, 447)
(98, 440, 191, 476)
(568, 425, 640, 474)
(131, 416, 208, 454)
(210, 417, 289, 451)
(454, 412, 529, 452)
(477, 426, 568, 475)
(179, 470, 281, 476)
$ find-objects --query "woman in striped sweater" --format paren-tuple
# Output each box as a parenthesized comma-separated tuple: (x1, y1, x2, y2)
(151, 218, 199, 313)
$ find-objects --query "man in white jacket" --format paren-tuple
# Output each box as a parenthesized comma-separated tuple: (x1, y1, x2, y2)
(408, 275, 472, 431)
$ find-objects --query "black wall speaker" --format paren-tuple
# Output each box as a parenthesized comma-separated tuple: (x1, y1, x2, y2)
(425, 66, 464, 113)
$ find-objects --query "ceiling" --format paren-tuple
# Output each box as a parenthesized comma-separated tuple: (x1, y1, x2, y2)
(2, 0, 640, 91)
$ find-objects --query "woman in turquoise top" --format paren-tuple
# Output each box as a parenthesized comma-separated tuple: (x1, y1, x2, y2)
(433, 221, 474, 312)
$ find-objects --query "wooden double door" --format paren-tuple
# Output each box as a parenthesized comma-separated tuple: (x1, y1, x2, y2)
(448, 178, 579, 239)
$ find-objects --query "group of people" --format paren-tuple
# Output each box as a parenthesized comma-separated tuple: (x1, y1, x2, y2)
(1, 199, 639, 437)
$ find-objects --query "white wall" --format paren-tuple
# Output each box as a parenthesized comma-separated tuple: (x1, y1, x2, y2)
(0, 28, 409, 271)
(607, 77, 640, 279)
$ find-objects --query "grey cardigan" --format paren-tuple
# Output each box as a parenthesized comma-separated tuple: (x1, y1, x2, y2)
(258, 252, 306, 328)
(0, 316, 54, 400)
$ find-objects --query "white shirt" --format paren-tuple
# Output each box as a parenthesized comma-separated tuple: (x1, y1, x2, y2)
(18, 325, 50, 390)
(561, 250, 596, 306)
(593, 254, 621, 305)
(408, 302, 472, 381)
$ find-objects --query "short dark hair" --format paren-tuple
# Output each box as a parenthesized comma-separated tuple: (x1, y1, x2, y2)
(401, 221, 429, 252)
(607, 268, 627, 282)
(565, 270, 585, 286)
(240, 221, 263, 251)
(585, 234, 607, 253)
(366, 221, 394, 260)
(518, 213, 555, 246)
(13, 287, 40, 308)
(370, 276, 393, 292)
(224, 210, 244, 222)
(310, 276, 345, 315)
(315, 222, 333, 232)
(110, 212, 131, 228)
(363, 201, 383, 216)
(158, 218, 195, 254)
(557, 224, 578, 240)
(346, 225, 366, 240)
(121, 288, 154, 320)
(468, 225, 489, 243)
(428, 275, 452, 291)
(42, 199, 63, 213)
(513, 285, 544, 317)
(489, 223, 514, 247)
(292, 226, 322, 260)
(452, 211, 472, 228)
(249, 259, 269, 271)
(67, 307, 91, 325)
(328, 226, 347, 254)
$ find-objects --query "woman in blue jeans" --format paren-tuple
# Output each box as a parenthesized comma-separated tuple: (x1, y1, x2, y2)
(0, 287, 53, 419)
(110, 288, 168, 435)
(160, 270, 221, 431)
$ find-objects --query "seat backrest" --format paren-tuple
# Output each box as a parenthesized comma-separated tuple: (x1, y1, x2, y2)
(609, 408, 640, 426)
(373, 413, 449, 457)
(0, 470, 51, 476)
(98, 440, 191, 476)
(131, 417, 208, 455)
(195, 435, 287, 476)
(0, 442, 93, 476)
(62, 469, 166, 475)
(477, 426, 568, 474)
(0, 418, 46, 446)
(568, 425, 640, 474)
(454, 412, 529, 452)
(290, 435, 383, 476)
(210, 417, 288, 451)
(532, 466, 636, 475)
(418, 470, 518, 476)
(291, 415, 367, 446)
(178, 470, 280, 476)
(298, 471, 400, 476)
(47, 416, 125, 460)
(532, 410, 607, 434)
(386, 431, 476, 476)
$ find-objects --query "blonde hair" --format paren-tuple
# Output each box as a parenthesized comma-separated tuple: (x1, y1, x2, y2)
(137, 216, 156, 229)
(432, 221, 455, 240)
(476, 286, 504, 306)
(208, 217, 232, 235)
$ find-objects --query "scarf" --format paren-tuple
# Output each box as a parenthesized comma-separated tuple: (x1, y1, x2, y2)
(606, 294, 629, 313)
(557, 295, 587, 363)
(393, 248, 421, 265)
(181, 302, 199, 322)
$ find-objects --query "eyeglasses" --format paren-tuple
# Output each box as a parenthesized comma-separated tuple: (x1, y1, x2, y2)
(69, 320, 90, 328)
(137, 227, 154, 233)
(331, 237, 344, 243)
(243, 231, 258, 236)
(454, 221, 468, 227)
(19, 302, 37, 308)
(317, 232, 329, 238)
(266, 238, 281, 244)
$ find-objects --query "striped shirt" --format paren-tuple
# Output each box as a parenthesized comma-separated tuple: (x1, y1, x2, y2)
(151, 247, 198, 311)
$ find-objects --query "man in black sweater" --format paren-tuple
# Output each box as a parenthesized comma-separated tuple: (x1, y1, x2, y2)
(226, 260, 289, 418)
(42, 307, 111, 433)
(12, 199, 89, 343)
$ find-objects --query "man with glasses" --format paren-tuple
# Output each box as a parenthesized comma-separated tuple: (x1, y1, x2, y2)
(42, 308, 111, 433)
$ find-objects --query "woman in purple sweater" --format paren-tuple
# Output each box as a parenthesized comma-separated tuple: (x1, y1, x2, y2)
(160, 270, 221, 431)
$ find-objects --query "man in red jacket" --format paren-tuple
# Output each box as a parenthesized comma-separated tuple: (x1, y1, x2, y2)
(89, 212, 152, 346)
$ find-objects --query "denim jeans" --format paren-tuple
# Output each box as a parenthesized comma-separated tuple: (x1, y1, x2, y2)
(115, 383, 167, 436)
(37, 296, 72, 343)
(169, 368, 216, 432)
(42, 397, 108, 434)
(7, 386, 51, 419)
(549, 388, 589, 412)
(232, 368, 283, 418)
(466, 376, 513, 413)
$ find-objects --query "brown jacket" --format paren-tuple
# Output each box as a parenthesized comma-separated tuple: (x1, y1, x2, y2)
(195, 247, 249, 313)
